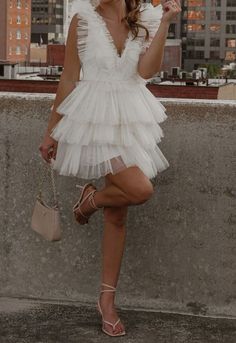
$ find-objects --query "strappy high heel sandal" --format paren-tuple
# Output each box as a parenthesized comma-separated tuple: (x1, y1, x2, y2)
(96, 283, 126, 337)
(72, 183, 102, 225)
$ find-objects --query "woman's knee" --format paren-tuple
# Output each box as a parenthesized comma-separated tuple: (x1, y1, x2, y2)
(129, 181, 154, 205)
(105, 166, 154, 206)
(103, 206, 128, 228)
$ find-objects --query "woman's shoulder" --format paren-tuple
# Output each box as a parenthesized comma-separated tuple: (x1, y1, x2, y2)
(139, 2, 163, 24)
(138, 3, 164, 52)
(70, 0, 94, 20)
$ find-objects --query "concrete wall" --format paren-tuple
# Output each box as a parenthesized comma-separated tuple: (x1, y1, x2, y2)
(0, 93, 236, 318)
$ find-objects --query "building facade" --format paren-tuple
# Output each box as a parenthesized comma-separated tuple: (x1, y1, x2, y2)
(31, 0, 64, 44)
(0, 0, 31, 62)
(182, 0, 236, 70)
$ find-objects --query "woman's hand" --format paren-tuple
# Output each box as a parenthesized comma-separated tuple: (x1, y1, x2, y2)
(160, 0, 182, 24)
(39, 130, 58, 164)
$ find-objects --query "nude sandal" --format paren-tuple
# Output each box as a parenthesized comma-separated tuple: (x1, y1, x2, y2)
(72, 183, 102, 225)
(96, 283, 126, 337)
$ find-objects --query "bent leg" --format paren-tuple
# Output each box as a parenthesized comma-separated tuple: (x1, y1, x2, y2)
(95, 166, 155, 208)
(76, 166, 155, 222)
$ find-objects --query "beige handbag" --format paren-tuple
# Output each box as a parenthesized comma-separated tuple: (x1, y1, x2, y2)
(31, 161, 61, 241)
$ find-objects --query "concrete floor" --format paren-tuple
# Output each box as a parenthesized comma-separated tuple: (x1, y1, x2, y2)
(0, 298, 236, 343)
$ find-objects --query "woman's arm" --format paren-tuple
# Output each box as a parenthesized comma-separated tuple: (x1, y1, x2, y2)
(39, 13, 81, 163)
(137, 0, 181, 80)
(46, 13, 81, 134)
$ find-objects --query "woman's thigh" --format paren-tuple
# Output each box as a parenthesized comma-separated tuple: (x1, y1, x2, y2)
(105, 165, 154, 204)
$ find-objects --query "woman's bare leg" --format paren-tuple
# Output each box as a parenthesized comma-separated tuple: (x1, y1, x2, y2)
(99, 176, 128, 335)
(76, 166, 154, 220)
(95, 166, 155, 335)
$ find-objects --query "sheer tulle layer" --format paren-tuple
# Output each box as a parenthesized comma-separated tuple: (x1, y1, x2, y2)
(50, 81, 170, 180)
(52, 80, 167, 125)
(51, 141, 169, 180)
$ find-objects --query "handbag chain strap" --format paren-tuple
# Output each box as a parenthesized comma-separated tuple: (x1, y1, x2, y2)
(38, 162, 58, 207)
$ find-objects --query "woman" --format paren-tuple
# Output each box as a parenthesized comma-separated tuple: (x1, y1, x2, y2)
(39, 0, 181, 337)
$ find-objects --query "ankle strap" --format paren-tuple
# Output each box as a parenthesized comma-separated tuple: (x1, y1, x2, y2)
(88, 190, 102, 210)
(100, 282, 116, 293)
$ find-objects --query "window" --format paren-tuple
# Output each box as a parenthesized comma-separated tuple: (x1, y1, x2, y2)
(226, 24, 236, 33)
(226, 11, 236, 20)
(187, 50, 205, 59)
(16, 46, 21, 55)
(16, 30, 21, 39)
(9, 31, 12, 40)
(211, 11, 221, 20)
(225, 51, 236, 61)
(187, 23, 205, 31)
(210, 38, 220, 47)
(227, 0, 236, 5)
(9, 0, 13, 8)
(226, 38, 236, 47)
(0, 65, 4, 77)
(188, 10, 205, 20)
(17, 0, 21, 9)
(210, 50, 220, 59)
(187, 38, 205, 46)
(25, 1, 28, 9)
(9, 16, 12, 24)
(17, 15, 21, 24)
(24, 32, 28, 40)
(188, 0, 206, 5)
(9, 46, 12, 55)
(211, 0, 221, 5)
(210, 24, 221, 32)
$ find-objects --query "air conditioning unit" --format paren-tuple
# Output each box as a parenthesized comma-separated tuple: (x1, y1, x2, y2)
(172, 67, 180, 77)
(40, 67, 47, 75)
(180, 71, 187, 79)
(198, 67, 207, 78)
(192, 70, 201, 79)
(160, 71, 168, 78)
(51, 66, 58, 75)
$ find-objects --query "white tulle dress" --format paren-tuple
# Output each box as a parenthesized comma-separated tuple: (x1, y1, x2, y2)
(50, 0, 170, 180)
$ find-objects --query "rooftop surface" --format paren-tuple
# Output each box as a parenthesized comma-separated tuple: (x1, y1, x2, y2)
(0, 297, 236, 343)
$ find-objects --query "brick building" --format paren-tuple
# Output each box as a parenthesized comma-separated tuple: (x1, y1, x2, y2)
(0, 0, 31, 63)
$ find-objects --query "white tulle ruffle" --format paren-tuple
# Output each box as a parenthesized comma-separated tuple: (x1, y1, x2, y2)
(139, 3, 164, 53)
(50, 81, 169, 180)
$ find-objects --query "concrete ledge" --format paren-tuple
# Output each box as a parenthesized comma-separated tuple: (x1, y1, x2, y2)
(0, 94, 236, 318)
(1, 91, 236, 105)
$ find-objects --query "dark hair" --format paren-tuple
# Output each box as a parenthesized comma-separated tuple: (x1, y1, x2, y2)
(123, 0, 149, 41)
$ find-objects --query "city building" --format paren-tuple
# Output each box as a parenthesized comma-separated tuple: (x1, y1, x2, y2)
(0, 0, 31, 63)
(31, 0, 64, 45)
(182, 0, 236, 70)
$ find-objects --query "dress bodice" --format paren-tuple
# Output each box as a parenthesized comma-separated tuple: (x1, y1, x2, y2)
(69, 0, 164, 82)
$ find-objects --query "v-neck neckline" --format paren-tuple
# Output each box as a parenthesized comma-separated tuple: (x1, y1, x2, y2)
(93, 7, 131, 59)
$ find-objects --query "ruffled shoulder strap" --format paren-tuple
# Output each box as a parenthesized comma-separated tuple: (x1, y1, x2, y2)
(66, 0, 96, 60)
(70, 0, 95, 18)
(139, 3, 164, 53)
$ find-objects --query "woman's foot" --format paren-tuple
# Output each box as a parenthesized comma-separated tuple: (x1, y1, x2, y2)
(97, 284, 125, 336)
(73, 184, 102, 224)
